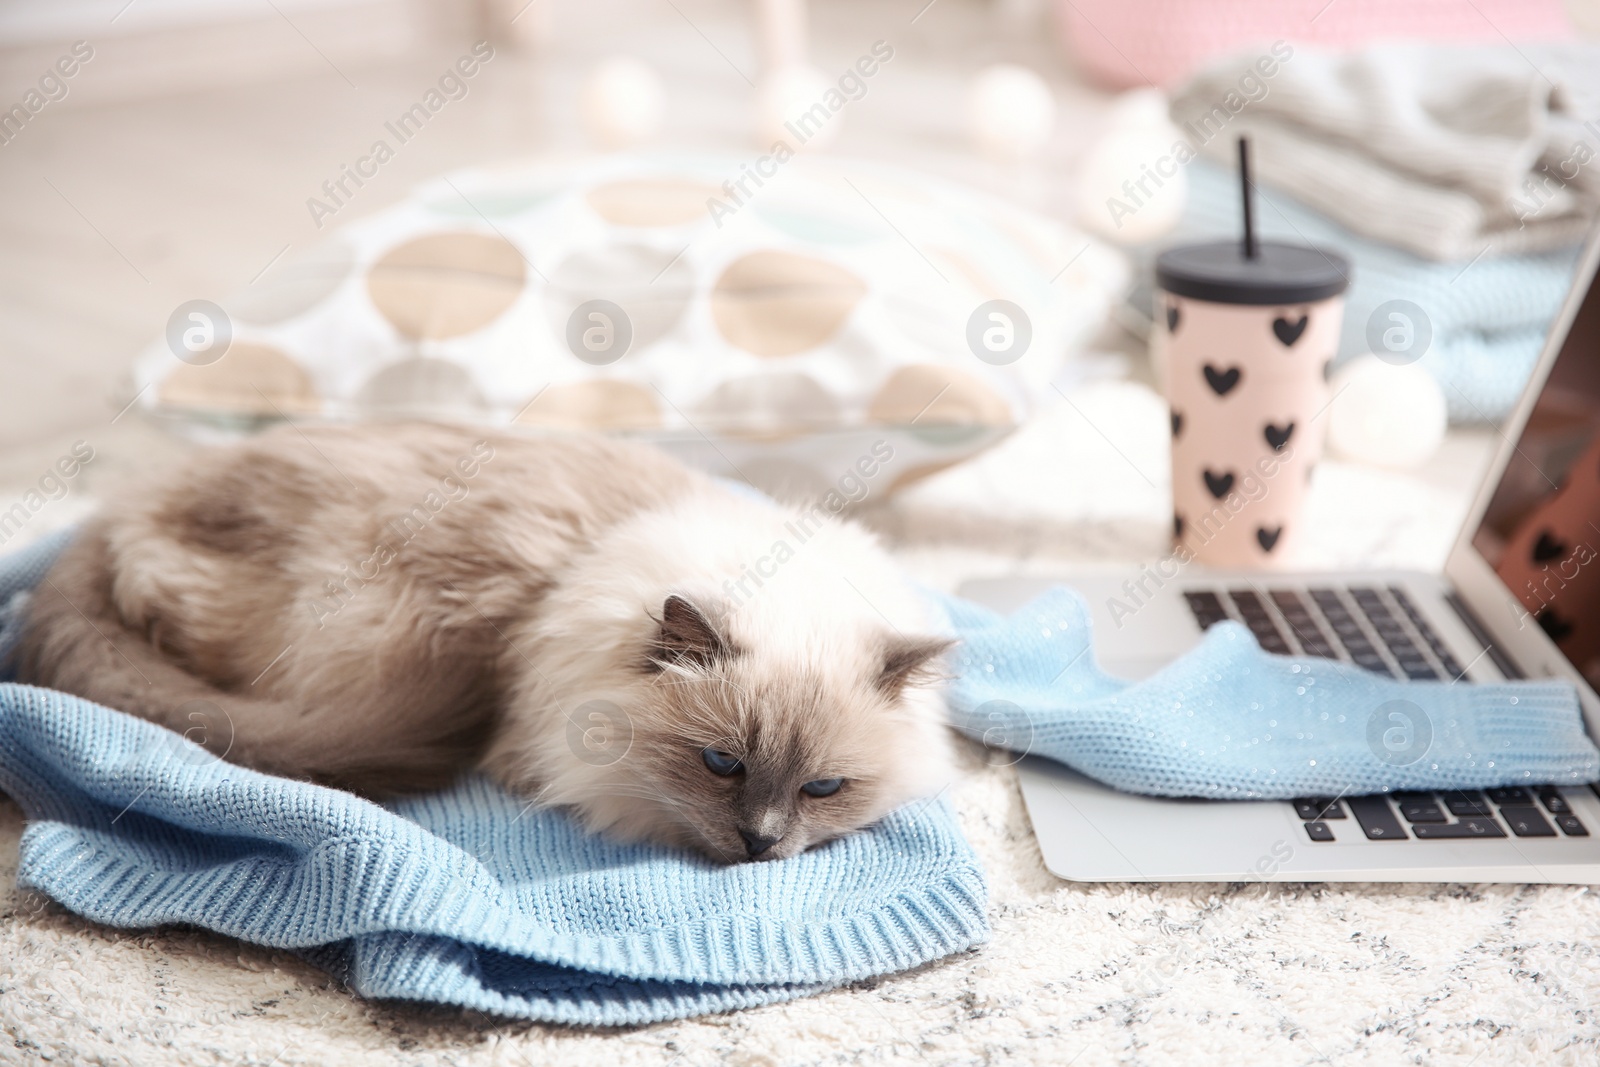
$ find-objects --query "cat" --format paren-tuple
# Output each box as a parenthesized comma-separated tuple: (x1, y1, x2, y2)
(11, 422, 957, 863)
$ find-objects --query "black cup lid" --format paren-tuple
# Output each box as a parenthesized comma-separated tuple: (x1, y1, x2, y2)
(1156, 239, 1350, 306)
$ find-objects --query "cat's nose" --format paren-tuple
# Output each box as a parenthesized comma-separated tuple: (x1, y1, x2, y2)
(738, 829, 782, 857)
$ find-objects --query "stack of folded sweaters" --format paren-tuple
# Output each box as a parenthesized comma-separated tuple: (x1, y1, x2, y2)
(1127, 42, 1600, 422)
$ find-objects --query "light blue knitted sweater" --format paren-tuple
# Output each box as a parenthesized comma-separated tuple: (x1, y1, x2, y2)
(0, 532, 987, 1025)
(938, 588, 1599, 797)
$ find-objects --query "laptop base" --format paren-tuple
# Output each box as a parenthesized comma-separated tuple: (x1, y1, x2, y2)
(960, 572, 1600, 884)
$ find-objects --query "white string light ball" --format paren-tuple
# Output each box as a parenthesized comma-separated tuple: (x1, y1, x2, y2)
(756, 64, 838, 150)
(965, 64, 1056, 162)
(1075, 88, 1188, 245)
(1327, 355, 1449, 469)
(581, 57, 665, 149)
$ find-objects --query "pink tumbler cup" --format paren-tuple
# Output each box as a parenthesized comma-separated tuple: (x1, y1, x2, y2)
(1153, 140, 1350, 567)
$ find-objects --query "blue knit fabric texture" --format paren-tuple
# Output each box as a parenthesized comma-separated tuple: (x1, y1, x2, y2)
(937, 588, 1600, 798)
(0, 534, 987, 1025)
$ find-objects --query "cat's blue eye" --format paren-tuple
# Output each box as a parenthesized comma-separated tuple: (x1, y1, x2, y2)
(801, 777, 844, 798)
(701, 747, 744, 776)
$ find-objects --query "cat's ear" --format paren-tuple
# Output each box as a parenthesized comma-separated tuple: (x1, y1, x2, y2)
(650, 595, 732, 671)
(877, 634, 956, 694)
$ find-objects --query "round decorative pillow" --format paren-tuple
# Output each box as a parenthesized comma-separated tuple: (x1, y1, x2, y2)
(133, 153, 1128, 498)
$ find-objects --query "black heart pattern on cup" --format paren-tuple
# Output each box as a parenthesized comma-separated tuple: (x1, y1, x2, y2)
(1166, 304, 1180, 332)
(1174, 513, 1185, 539)
(1272, 314, 1309, 346)
(1256, 526, 1283, 552)
(1538, 606, 1574, 642)
(1171, 411, 1183, 438)
(1203, 364, 1243, 396)
(1264, 422, 1295, 452)
(1533, 530, 1567, 564)
(1203, 469, 1235, 499)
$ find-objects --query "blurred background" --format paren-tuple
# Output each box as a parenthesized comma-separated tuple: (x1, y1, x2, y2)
(3, 0, 1599, 574)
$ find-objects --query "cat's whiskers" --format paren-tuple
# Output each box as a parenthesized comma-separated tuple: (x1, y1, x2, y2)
(675, 817, 736, 862)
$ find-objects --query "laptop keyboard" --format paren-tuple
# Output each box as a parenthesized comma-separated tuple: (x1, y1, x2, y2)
(1294, 787, 1589, 843)
(1183, 584, 1466, 681)
(1182, 584, 1589, 845)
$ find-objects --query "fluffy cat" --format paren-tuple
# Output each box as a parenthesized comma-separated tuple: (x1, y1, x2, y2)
(12, 422, 956, 863)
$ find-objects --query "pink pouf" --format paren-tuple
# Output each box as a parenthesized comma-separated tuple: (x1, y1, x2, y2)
(1057, 0, 1571, 89)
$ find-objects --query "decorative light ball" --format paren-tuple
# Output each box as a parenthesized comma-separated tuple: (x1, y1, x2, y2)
(965, 64, 1056, 162)
(1328, 356, 1449, 469)
(1076, 88, 1187, 245)
(1108, 86, 1171, 128)
(581, 57, 664, 149)
(757, 65, 838, 150)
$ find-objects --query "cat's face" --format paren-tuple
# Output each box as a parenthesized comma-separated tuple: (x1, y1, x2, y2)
(610, 596, 954, 863)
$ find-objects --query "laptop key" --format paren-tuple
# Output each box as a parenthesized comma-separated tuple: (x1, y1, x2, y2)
(1348, 796, 1408, 840)
(1304, 821, 1335, 842)
(1500, 806, 1558, 837)
(1388, 587, 1467, 677)
(1309, 590, 1400, 674)
(1413, 818, 1506, 839)
(1270, 591, 1340, 658)
(1293, 798, 1346, 820)
(1556, 814, 1589, 837)
(1253, 633, 1293, 655)
(1538, 789, 1570, 814)
(1349, 591, 1452, 677)
(1227, 591, 1293, 653)
(1312, 593, 1356, 623)
(1353, 653, 1396, 677)
(1183, 592, 1231, 630)
(1396, 796, 1447, 822)
(1229, 590, 1268, 613)
(1443, 790, 1492, 817)
(1487, 787, 1532, 806)
(1347, 639, 1384, 661)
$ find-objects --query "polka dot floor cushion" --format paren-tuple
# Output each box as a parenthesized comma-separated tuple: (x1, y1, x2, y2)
(133, 153, 1128, 498)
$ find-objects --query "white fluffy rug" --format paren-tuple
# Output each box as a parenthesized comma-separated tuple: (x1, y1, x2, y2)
(5, 383, 1599, 1066)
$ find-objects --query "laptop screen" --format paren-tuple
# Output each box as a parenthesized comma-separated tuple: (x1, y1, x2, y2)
(1470, 259, 1600, 690)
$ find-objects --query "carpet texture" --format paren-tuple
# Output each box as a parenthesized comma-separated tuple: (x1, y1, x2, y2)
(4, 384, 1599, 1065)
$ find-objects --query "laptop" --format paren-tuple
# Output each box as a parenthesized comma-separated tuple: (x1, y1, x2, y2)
(958, 222, 1600, 884)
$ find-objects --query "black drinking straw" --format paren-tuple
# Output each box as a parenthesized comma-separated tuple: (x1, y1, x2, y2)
(1238, 136, 1258, 260)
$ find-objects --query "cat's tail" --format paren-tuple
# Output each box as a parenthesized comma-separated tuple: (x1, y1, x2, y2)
(8, 523, 454, 796)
